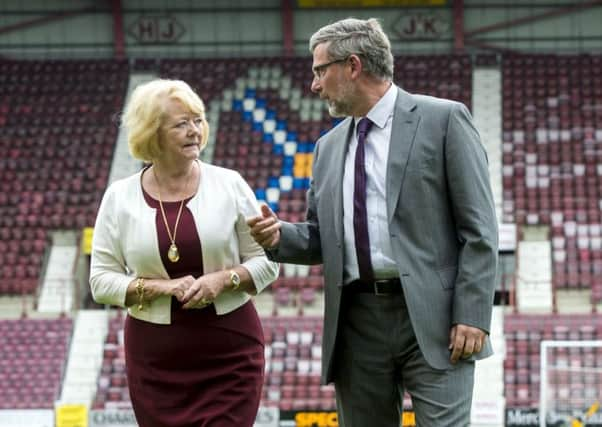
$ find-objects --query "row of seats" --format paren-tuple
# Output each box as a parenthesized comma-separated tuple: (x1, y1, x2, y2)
(502, 54, 602, 297)
(162, 54, 472, 218)
(0, 54, 473, 296)
(1, 54, 599, 412)
(7, 311, 602, 411)
(92, 315, 127, 410)
(504, 314, 602, 407)
(0, 59, 128, 295)
(90, 313, 426, 411)
(91, 314, 334, 411)
(0, 317, 72, 409)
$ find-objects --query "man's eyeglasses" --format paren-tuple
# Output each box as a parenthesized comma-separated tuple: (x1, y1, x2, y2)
(312, 58, 348, 80)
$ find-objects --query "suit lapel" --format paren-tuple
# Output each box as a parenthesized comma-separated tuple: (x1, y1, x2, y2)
(387, 89, 420, 224)
(329, 118, 354, 246)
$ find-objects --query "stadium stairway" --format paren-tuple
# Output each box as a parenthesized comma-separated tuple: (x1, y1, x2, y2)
(470, 61, 505, 427)
(473, 66, 503, 222)
(201, 98, 220, 164)
(59, 310, 108, 405)
(107, 73, 157, 185)
(516, 239, 553, 313)
(37, 231, 79, 313)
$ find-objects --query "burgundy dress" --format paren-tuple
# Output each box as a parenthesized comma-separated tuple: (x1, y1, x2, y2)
(124, 187, 265, 427)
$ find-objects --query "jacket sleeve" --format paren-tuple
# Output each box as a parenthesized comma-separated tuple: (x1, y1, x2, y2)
(445, 102, 499, 332)
(89, 184, 131, 307)
(234, 174, 280, 293)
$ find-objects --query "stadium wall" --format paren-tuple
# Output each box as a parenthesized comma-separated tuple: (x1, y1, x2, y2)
(0, 0, 601, 59)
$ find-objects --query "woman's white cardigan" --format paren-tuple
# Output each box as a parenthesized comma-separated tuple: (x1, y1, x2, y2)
(90, 162, 280, 324)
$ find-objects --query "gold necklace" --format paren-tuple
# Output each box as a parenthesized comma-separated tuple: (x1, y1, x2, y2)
(152, 164, 195, 263)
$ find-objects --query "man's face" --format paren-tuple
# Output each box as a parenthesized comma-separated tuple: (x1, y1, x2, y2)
(311, 43, 355, 118)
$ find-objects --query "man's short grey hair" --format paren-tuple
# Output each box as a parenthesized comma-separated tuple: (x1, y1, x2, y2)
(309, 18, 394, 81)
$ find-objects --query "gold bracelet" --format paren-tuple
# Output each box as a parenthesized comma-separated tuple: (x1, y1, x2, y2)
(135, 278, 145, 311)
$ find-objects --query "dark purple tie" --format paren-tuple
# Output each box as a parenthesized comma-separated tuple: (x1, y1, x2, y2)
(354, 118, 374, 282)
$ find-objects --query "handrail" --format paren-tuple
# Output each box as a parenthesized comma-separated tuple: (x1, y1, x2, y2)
(71, 230, 83, 313)
(27, 236, 53, 316)
(510, 224, 519, 313)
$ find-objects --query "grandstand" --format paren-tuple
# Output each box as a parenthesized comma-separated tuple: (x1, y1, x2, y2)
(1, 1, 602, 427)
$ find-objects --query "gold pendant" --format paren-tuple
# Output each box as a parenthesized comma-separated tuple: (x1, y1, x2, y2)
(167, 243, 180, 263)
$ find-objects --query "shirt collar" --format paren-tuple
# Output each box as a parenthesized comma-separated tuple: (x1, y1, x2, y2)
(354, 83, 397, 130)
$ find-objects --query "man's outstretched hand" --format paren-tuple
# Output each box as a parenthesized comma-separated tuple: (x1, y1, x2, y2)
(247, 204, 281, 250)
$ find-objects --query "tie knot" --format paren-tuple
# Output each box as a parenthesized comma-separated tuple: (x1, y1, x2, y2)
(357, 118, 373, 138)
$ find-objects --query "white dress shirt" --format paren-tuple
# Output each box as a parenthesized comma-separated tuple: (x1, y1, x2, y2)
(90, 161, 279, 324)
(343, 83, 399, 283)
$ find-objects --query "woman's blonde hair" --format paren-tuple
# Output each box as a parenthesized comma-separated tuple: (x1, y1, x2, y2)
(122, 79, 210, 162)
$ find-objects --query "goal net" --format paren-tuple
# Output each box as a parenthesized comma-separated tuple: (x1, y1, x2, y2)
(540, 340, 602, 427)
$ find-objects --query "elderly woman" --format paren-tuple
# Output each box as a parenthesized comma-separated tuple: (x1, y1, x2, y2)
(90, 79, 279, 427)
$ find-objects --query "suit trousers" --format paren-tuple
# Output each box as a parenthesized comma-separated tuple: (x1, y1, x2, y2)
(333, 290, 475, 427)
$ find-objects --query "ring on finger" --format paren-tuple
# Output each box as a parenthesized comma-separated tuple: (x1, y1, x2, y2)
(200, 297, 210, 305)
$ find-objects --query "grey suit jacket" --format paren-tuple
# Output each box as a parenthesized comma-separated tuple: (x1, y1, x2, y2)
(269, 87, 498, 384)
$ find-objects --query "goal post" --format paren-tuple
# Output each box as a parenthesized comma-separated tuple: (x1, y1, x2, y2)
(540, 340, 602, 427)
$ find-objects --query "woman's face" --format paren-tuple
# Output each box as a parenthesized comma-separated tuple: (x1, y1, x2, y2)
(158, 97, 204, 163)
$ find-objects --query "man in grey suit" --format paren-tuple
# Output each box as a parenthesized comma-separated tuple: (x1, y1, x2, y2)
(248, 17, 498, 427)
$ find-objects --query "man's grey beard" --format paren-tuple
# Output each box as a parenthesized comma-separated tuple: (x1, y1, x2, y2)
(326, 80, 355, 117)
(327, 99, 353, 117)
(328, 103, 345, 117)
